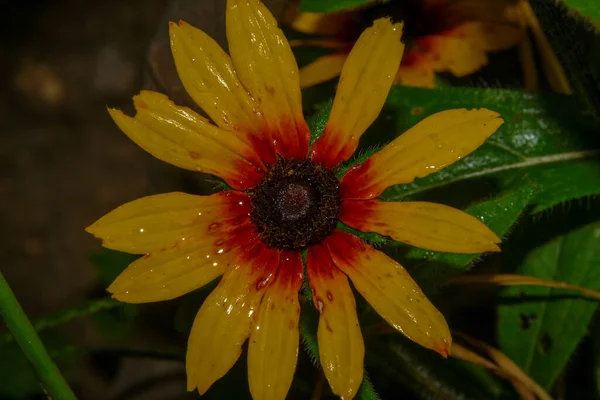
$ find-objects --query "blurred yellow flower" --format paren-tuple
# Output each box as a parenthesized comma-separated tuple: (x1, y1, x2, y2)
(289, 0, 571, 93)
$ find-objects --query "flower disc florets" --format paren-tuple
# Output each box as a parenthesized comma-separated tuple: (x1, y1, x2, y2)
(250, 158, 341, 250)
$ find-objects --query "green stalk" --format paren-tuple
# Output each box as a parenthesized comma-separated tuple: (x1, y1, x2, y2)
(0, 271, 77, 400)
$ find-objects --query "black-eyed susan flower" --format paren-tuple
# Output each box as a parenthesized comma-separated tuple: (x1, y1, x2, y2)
(290, 0, 571, 93)
(86, 0, 504, 399)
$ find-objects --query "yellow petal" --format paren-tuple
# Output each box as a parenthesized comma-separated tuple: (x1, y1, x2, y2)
(419, 32, 488, 78)
(248, 251, 303, 400)
(169, 20, 278, 158)
(86, 191, 250, 254)
(418, 22, 522, 78)
(311, 18, 404, 169)
(396, 62, 436, 89)
(307, 244, 364, 399)
(299, 53, 347, 88)
(226, 0, 310, 159)
(187, 242, 280, 394)
(340, 200, 501, 253)
(108, 234, 235, 303)
(288, 11, 328, 34)
(325, 230, 451, 356)
(341, 108, 504, 199)
(288, 10, 353, 36)
(108, 91, 265, 189)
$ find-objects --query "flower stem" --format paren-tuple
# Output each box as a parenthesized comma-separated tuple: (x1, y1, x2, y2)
(0, 271, 77, 400)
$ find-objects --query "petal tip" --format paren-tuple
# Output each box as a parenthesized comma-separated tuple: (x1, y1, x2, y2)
(488, 243, 502, 252)
(84, 223, 96, 235)
(437, 341, 451, 358)
(372, 18, 404, 38)
(131, 93, 149, 110)
(106, 107, 123, 118)
(84, 221, 107, 240)
(109, 288, 129, 300)
(186, 378, 196, 392)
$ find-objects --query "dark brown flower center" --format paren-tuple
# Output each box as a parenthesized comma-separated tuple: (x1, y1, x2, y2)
(250, 159, 340, 250)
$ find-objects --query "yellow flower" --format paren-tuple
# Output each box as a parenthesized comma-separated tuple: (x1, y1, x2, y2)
(290, 0, 571, 93)
(86, 0, 504, 398)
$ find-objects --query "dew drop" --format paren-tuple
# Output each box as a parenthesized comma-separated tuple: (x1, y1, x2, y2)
(316, 299, 324, 313)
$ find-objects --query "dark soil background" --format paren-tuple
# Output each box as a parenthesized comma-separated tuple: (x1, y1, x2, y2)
(1, 1, 172, 397)
(1, 0, 164, 322)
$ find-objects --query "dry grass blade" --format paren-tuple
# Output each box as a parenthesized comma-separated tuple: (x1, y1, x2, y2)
(453, 332, 553, 400)
(447, 273, 600, 300)
(450, 342, 501, 372)
(450, 342, 539, 399)
(517, 0, 572, 93)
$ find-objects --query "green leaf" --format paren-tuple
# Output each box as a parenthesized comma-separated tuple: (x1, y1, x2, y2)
(300, 0, 374, 13)
(497, 220, 600, 389)
(554, 0, 600, 29)
(379, 86, 600, 213)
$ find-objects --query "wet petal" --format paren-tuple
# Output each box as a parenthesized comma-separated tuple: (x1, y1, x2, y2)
(325, 230, 451, 356)
(169, 21, 259, 130)
(248, 251, 303, 400)
(299, 53, 347, 88)
(307, 244, 364, 399)
(108, 231, 240, 303)
(341, 108, 503, 199)
(340, 200, 501, 253)
(108, 91, 265, 189)
(311, 18, 404, 169)
(169, 21, 277, 166)
(186, 241, 280, 394)
(86, 191, 250, 254)
(227, 0, 310, 159)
